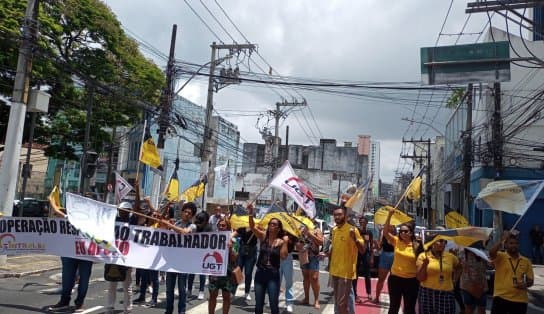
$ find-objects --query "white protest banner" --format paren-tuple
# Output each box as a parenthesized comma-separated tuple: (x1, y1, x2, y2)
(115, 172, 134, 203)
(269, 160, 316, 218)
(65, 193, 121, 255)
(0, 217, 230, 275)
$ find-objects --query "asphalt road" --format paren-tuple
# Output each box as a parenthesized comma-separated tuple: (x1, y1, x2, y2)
(1, 258, 543, 314)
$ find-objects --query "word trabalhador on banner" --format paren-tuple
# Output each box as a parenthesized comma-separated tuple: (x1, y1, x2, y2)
(0, 217, 230, 276)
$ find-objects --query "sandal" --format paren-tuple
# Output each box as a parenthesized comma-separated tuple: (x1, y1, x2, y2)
(355, 296, 363, 304)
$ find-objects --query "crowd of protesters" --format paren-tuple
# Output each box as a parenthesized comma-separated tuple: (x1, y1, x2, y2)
(45, 188, 535, 314)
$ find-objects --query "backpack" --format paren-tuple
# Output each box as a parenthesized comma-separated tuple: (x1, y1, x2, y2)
(104, 264, 128, 282)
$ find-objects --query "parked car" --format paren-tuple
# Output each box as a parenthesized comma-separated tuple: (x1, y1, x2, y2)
(13, 198, 50, 217)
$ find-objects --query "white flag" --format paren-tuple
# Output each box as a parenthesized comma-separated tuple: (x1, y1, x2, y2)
(214, 162, 229, 187)
(269, 160, 316, 218)
(115, 172, 133, 203)
(66, 193, 122, 255)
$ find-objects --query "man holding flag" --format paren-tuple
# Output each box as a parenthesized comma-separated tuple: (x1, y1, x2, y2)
(489, 231, 534, 314)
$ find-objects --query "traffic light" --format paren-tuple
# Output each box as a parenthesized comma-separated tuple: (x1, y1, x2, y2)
(84, 151, 98, 178)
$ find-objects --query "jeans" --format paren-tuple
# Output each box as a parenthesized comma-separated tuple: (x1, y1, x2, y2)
(332, 276, 355, 314)
(107, 268, 132, 312)
(238, 249, 257, 294)
(165, 272, 189, 314)
(254, 268, 280, 314)
(280, 253, 295, 305)
(60, 257, 93, 306)
(187, 274, 206, 293)
(138, 269, 159, 302)
(532, 245, 543, 264)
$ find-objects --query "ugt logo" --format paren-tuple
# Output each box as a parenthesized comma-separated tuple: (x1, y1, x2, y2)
(284, 177, 314, 205)
(202, 251, 223, 275)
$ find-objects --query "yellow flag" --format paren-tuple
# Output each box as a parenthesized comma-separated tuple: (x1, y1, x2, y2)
(445, 211, 469, 229)
(163, 171, 180, 201)
(374, 206, 413, 225)
(345, 188, 364, 211)
(181, 176, 207, 202)
(49, 185, 63, 210)
(139, 128, 163, 171)
(406, 176, 422, 201)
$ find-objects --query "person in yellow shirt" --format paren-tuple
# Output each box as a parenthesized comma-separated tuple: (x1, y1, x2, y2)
(489, 230, 534, 314)
(329, 207, 366, 314)
(383, 206, 422, 314)
(416, 239, 461, 313)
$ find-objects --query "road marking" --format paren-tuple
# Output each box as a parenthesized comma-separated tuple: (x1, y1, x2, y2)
(78, 305, 103, 313)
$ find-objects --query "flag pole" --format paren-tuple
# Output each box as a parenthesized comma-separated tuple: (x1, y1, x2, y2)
(227, 159, 230, 206)
(135, 119, 147, 183)
(394, 166, 426, 209)
(248, 185, 269, 207)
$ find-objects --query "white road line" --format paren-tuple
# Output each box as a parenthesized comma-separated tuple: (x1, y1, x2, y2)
(78, 305, 103, 313)
(322, 302, 334, 314)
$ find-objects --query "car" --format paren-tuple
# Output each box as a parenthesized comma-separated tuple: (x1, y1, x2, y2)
(13, 198, 50, 217)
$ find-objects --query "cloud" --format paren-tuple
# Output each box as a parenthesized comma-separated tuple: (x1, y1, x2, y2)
(104, 0, 488, 183)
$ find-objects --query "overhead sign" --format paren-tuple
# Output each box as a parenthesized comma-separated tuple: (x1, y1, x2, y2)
(421, 41, 510, 85)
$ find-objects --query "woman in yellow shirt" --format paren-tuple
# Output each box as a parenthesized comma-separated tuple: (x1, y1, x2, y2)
(384, 207, 422, 314)
(416, 239, 461, 314)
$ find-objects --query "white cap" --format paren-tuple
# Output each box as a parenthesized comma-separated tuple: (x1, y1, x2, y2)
(118, 202, 132, 209)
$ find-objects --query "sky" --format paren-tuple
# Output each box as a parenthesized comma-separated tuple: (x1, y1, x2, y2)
(103, 0, 497, 183)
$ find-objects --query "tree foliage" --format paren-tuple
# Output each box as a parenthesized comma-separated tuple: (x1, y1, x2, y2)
(446, 88, 465, 109)
(0, 0, 165, 160)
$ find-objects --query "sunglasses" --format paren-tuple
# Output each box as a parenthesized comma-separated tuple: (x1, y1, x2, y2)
(399, 229, 410, 234)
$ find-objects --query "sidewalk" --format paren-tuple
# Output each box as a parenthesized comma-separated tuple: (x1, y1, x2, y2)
(0, 254, 61, 278)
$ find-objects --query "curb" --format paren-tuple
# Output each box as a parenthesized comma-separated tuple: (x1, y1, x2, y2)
(0, 265, 61, 279)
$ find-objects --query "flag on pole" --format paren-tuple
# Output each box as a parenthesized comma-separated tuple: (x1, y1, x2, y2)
(49, 185, 63, 210)
(139, 126, 163, 171)
(374, 206, 413, 225)
(406, 176, 422, 201)
(182, 175, 207, 202)
(214, 161, 229, 187)
(163, 159, 180, 201)
(345, 178, 371, 214)
(269, 160, 316, 218)
(475, 180, 544, 216)
(445, 211, 469, 229)
(115, 172, 133, 203)
(422, 227, 493, 250)
(65, 193, 122, 255)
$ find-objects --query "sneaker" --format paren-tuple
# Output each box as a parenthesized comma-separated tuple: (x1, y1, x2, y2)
(47, 301, 70, 311)
(198, 291, 205, 300)
(245, 293, 252, 301)
(146, 300, 157, 308)
(286, 304, 293, 313)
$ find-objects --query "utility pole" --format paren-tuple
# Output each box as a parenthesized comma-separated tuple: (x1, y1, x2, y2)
(282, 125, 289, 208)
(151, 24, 177, 208)
(201, 42, 256, 203)
(0, 0, 39, 217)
(401, 138, 434, 227)
(491, 82, 503, 233)
(463, 83, 473, 217)
(269, 99, 306, 202)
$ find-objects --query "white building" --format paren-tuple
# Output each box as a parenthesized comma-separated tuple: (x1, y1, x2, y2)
(369, 141, 380, 199)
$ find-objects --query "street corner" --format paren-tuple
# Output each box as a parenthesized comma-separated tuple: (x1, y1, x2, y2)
(0, 255, 61, 278)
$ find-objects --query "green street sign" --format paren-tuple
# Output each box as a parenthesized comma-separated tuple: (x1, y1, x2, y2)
(421, 41, 510, 85)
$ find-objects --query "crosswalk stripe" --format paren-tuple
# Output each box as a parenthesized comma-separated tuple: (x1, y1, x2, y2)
(78, 305, 103, 313)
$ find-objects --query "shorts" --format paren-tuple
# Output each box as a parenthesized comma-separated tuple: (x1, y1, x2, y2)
(462, 289, 487, 307)
(208, 274, 237, 294)
(379, 251, 394, 269)
(301, 255, 320, 271)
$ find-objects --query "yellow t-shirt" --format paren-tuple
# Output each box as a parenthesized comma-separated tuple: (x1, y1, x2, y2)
(329, 223, 364, 280)
(390, 236, 418, 278)
(493, 251, 533, 303)
(417, 251, 459, 291)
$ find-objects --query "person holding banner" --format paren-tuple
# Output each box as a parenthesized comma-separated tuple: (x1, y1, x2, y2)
(165, 202, 197, 314)
(208, 217, 238, 314)
(416, 239, 461, 314)
(384, 207, 422, 314)
(489, 231, 534, 314)
(248, 204, 288, 314)
(47, 194, 93, 313)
